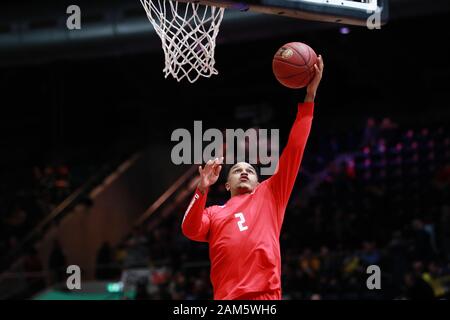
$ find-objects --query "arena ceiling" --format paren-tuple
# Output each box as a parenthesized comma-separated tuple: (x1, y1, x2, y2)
(0, 0, 449, 66)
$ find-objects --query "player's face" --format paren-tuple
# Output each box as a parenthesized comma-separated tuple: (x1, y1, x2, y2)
(226, 162, 259, 195)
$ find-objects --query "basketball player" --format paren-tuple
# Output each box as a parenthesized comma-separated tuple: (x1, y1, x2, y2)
(182, 56, 324, 300)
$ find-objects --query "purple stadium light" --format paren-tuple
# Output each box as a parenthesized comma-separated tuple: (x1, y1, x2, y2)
(406, 130, 414, 138)
(347, 159, 355, 168)
(339, 27, 350, 35)
(231, 2, 250, 11)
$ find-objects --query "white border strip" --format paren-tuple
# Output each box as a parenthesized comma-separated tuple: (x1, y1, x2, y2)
(288, 0, 379, 12)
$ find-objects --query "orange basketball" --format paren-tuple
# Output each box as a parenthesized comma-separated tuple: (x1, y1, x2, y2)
(272, 42, 318, 89)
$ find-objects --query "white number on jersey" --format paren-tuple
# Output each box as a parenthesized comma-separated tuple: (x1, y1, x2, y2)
(234, 212, 248, 232)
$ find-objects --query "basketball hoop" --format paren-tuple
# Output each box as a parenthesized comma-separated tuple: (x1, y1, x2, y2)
(139, 0, 225, 83)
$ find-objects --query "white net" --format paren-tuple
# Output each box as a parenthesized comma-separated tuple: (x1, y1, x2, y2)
(140, 0, 225, 83)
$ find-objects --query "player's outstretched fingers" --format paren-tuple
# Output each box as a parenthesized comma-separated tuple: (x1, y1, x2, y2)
(212, 157, 221, 170)
(214, 164, 222, 176)
(207, 159, 214, 168)
(318, 55, 324, 70)
(204, 159, 216, 176)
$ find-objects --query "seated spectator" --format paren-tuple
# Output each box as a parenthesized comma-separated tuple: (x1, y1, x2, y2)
(361, 117, 379, 147)
(124, 227, 149, 269)
(359, 241, 381, 266)
(23, 247, 46, 293)
(422, 261, 450, 299)
(403, 272, 435, 300)
(95, 241, 115, 280)
(48, 240, 67, 284)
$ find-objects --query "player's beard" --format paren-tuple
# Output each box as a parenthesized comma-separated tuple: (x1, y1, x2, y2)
(236, 181, 253, 194)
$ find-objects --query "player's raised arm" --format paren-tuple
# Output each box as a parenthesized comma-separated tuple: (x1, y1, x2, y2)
(268, 56, 324, 212)
(181, 157, 223, 242)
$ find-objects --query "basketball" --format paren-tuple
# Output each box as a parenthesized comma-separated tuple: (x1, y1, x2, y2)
(272, 42, 318, 89)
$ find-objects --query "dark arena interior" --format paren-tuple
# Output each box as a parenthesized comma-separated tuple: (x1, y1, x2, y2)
(0, 0, 450, 304)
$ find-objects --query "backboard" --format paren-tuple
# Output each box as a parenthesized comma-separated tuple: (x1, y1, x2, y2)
(188, 0, 388, 26)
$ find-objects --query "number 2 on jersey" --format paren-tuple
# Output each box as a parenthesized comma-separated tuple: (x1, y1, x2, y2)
(234, 212, 248, 232)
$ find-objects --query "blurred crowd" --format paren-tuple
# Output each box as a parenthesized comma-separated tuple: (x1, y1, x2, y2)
(3, 116, 449, 300)
(0, 163, 73, 258)
(91, 116, 450, 300)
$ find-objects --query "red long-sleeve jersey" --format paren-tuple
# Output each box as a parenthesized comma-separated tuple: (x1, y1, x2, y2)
(182, 102, 314, 300)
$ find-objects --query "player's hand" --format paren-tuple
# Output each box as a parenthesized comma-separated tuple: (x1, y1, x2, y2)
(197, 157, 223, 194)
(305, 55, 324, 102)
